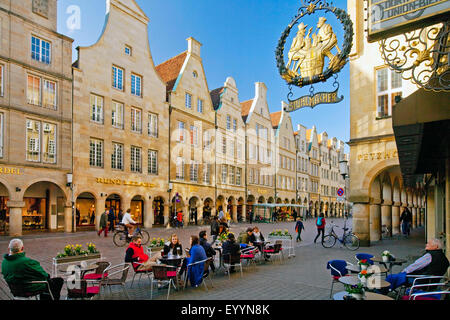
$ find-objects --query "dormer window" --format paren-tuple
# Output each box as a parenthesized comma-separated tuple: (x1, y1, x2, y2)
(125, 45, 132, 56)
(193, 71, 198, 78)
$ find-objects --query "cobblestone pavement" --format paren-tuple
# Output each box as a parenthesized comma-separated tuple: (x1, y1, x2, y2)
(0, 218, 425, 300)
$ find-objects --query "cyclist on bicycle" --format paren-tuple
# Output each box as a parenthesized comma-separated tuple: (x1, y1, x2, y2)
(121, 208, 137, 238)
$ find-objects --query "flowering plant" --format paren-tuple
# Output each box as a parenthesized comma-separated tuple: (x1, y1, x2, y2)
(358, 259, 370, 266)
(56, 243, 97, 258)
(269, 229, 292, 238)
(358, 270, 373, 279)
(87, 243, 98, 254)
(149, 238, 165, 247)
(382, 250, 391, 257)
(344, 283, 365, 295)
(218, 231, 232, 243)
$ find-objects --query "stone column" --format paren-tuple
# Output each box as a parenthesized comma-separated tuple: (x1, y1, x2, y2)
(95, 197, 105, 231)
(353, 203, 370, 247)
(391, 202, 401, 235)
(64, 205, 73, 233)
(381, 200, 392, 237)
(412, 207, 417, 229)
(232, 204, 237, 223)
(184, 205, 189, 225)
(7, 201, 25, 237)
(370, 199, 382, 242)
(144, 199, 153, 229)
(163, 204, 170, 226)
(242, 204, 247, 222)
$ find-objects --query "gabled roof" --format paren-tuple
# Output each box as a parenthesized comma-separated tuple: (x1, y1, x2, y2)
(241, 99, 253, 122)
(155, 51, 187, 93)
(270, 111, 282, 129)
(210, 87, 225, 110)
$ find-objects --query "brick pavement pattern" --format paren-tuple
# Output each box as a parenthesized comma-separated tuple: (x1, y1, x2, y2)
(0, 218, 425, 300)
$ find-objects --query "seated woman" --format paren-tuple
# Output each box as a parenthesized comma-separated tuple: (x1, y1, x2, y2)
(250, 227, 265, 243)
(179, 235, 207, 287)
(163, 234, 183, 257)
(222, 233, 241, 273)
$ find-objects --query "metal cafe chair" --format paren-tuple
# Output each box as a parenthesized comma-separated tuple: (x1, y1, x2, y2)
(223, 253, 243, 280)
(150, 264, 178, 300)
(184, 257, 214, 290)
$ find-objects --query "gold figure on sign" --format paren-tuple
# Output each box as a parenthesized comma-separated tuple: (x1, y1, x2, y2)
(286, 17, 342, 79)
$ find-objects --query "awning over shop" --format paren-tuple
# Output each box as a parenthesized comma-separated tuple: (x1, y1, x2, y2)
(392, 89, 450, 186)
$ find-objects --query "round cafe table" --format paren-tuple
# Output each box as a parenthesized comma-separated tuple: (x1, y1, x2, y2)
(346, 264, 388, 275)
(333, 291, 394, 301)
(158, 256, 183, 268)
(372, 256, 407, 274)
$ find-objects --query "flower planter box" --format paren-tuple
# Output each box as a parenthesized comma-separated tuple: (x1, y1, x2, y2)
(147, 246, 164, 254)
(268, 235, 292, 240)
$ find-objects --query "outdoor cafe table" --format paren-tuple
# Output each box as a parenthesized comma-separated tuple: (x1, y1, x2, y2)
(333, 291, 394, 301)
(158, 256, 183, 268)
(213, 245, 224, 269)
(346, 264, 389, 275)
(372, 256, 407, 274)
(338, 275, 391, 290)
(58, 263, 98, 278)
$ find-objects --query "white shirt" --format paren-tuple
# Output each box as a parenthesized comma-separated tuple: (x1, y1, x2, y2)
(121, 212, 136, 225)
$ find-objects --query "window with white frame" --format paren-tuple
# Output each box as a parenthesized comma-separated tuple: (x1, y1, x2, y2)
(31, 36, 51, 64)
(148, 150, 158, 175)
(131, 107, 142, 133)
(197, 99, 203, 113)
(42, 79, 56, 109)
(176, 157, 185, 180)
(112, 101, 124, 129)
(229, 139, 235, 158)
(190, 125, 198, 146)
(148, 113, 158, 138)
(89, 138, 103, 167)
(237, 142, 242, 160)
(112, 66, 124, 91)
(177, 121, 185, 142)
(190, 161, 199, 182)
(222, 165, 228, 184)
(131, 74, 142, 97)
(203, 164, 211, 184)
(203, 130, 211, 149)
(27, 75, 41, 106)
(222, 137, 227, 154)
(376, 67, 403, 118)
(42, 122, 56, 164)
(249, 168, 254, 184)
(111, 143, 124, 170)
(130, 146, 142, 173)
(26, 119, 40, 162)
(229, 166, 235, 185)
(185, 93, 192, 109)
(90, 94, 104, 124)
(226, 115, 231, 131)
(236, 168, 242, 186)
(233, 119, 237, 132)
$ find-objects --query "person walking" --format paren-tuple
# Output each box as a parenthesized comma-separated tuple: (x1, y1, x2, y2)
(107, 206, 115, 232)
(176, 210, 183, 228)
(98, 209, 108, 237)
(314, 213, 326, 244)
(400, 207, 412, 237)
(295, 217, 305, 242)
(292, 209, 298, 222)
(248, 208, 254, 224)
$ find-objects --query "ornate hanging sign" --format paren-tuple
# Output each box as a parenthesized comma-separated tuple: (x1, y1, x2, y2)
(275, 0, 353, 112)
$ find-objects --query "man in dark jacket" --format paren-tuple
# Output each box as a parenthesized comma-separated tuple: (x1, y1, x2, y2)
(222, 233, 241, 273)
(210, 216, 220, 244)
(400, 207, 413, 237)
(199, 230, 216, 272)
(107, 206, 116, 232)
(2, 239, 64, 300)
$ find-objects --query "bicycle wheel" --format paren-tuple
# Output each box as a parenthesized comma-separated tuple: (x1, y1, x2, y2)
(344, 234, 360, 251)
(139, 229, 150, 245)
(113, 232, 127, 247)
(322, 235, 336, 248)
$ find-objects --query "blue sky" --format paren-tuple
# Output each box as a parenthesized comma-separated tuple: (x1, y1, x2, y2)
(57, 0, 350, 150)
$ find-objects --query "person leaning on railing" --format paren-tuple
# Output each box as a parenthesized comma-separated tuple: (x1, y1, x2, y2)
(1, 239, 64, 300)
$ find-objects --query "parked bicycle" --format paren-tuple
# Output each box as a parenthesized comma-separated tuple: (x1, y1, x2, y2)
(322, 219, 360, 250)
(113, 223, 150, 247)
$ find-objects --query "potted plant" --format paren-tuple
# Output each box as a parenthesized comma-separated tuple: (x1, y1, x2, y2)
(344, 283, 365, 300)
(148, 238, 165, 250)
(358, 270, 373, 285)
(268, 229, 292, 239)
(382, 250, 391, 262)
(54, 243, 101, 264)
(358, 259, 370, 271)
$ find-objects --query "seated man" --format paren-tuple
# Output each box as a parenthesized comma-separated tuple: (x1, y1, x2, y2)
(2, 239, 64, 300)
(199, 230, 216, 272)
(385, 238, 449, 291)
(222, 233, 241, 273)
(238, 228, 256, 253)
(121, 208, 137, 238)
(125, 235, 156, 271)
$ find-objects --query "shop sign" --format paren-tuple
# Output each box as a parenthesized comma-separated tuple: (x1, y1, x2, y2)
(357, 150, 398, 161)
(0, 167, 23, 175)
(95, 178, 155, 188)
(367, 0, 450, 42)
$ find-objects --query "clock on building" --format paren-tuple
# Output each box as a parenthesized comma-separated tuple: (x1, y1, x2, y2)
(32, 0, 49, 18)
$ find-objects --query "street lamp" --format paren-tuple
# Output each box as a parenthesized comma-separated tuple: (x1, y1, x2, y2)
(339, 157, 349, 218)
